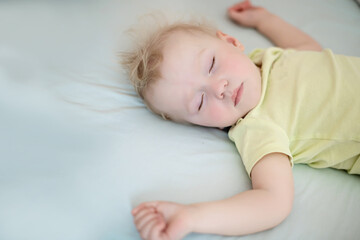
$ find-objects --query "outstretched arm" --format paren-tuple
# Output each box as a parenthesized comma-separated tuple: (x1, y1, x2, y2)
(228, 0, 322, 51)
(186, 153, 294, 236)
(132, 153, 294, 239)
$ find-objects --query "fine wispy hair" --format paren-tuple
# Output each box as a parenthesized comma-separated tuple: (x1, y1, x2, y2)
(119, 11, 217, 119)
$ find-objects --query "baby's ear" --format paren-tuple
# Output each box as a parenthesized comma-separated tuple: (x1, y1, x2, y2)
(216, 31, 244, 51)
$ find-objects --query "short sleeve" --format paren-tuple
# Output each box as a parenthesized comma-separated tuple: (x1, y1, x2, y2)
(248, 48, 266, 66)
(228, 118, 293, 177)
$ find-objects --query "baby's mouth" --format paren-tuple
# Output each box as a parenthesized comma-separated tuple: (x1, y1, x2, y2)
(232, 83, 244, 106)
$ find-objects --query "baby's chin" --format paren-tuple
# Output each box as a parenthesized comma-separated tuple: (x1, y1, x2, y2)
(217, 112, 249, 129)
(215, 119, 239, 130)
(188, 114, 241, 129)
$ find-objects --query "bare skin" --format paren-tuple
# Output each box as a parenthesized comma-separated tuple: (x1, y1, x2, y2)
(132, 1, 322, 239)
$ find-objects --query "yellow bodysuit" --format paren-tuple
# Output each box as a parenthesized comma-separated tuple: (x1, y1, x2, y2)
(229, 48, 360, 177)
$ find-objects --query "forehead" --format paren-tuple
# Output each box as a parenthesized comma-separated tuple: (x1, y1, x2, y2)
(160, 30, 219, 82)
(146, 31, 216, 121)
(161, 32, 202, 80)
(162, 31, 213, 66)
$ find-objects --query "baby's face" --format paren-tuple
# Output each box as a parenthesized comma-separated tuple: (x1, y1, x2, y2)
(145, 30, 262, 129)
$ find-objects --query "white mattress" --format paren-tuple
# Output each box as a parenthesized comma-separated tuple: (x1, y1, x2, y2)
(0, 0, 359, 239)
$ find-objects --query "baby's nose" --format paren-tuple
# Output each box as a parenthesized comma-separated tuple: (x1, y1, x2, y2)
(213, 79, 229, 99)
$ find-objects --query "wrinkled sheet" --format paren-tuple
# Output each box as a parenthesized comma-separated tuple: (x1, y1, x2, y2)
(0, 0, 359, 239)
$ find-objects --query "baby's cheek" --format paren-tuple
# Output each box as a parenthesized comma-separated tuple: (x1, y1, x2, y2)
(208, 105, 230, 122)
(208, 104, 239, 127)
(209, 106, 223, 120)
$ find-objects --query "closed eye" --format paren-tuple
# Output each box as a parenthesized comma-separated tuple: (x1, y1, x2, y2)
(198, 93, 204, 111)
(209, 56, 215, 73)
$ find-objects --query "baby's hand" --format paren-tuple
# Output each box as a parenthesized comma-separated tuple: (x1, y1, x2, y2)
(132, 201, 193, 240)
(227, 0, 269, 28)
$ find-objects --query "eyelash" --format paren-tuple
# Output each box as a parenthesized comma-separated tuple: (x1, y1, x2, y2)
(209, 56, 215, 73)
(198, 93, 204, 111)
(199, 56, 215, 111)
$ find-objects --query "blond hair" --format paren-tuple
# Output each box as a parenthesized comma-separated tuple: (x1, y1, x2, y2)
(119, 13, 217, 119)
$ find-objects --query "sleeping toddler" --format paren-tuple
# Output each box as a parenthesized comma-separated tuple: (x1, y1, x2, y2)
(121, 0, 360, 239)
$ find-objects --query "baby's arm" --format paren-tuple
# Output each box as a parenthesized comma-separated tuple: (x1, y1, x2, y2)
(228, 0, 322, 51)
(186, 153, 294, 236)
(132, 153, 294, 239)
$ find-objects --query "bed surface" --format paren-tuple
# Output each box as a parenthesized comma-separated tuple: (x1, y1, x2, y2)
(1, 0, 359, 239)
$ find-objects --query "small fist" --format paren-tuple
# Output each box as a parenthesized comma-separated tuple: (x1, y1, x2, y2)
(228, 0, 268, 28)
(132, 201, 193, 240)
(132, 205, 167, 240)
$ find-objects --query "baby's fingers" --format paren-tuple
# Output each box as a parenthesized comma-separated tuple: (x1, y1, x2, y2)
(228, 0, 252, 12)
(228, 9, 246, 23)
(137, 212, 158, 230)
(150, 219, 167, 240)
(132, 201, 159, 216)
(141, 215, 166, 240)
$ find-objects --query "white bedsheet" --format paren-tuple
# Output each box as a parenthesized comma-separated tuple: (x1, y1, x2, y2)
(0, 0, 359, 239)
